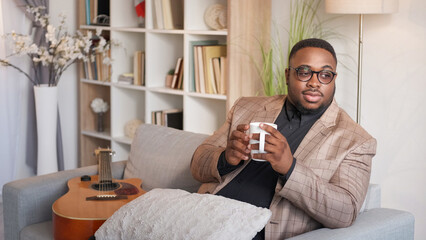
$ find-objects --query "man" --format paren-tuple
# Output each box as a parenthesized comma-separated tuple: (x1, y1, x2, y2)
(190, 38, 377, 239)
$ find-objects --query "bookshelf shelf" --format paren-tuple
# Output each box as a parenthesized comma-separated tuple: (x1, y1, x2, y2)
(185, 30, 228, 36)
(187, 91, 227, 100)
(78, 0, 229, 166)
(113, 136, 133, 145)
(149, 87, 185, 95)
(79, 25, 112, 31)
(112, 83, 147, 91)
(81, 79, 112, 86)
(81, 129, 111, 140)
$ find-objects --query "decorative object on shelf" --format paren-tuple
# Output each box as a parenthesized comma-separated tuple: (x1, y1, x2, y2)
(124, 119, 143, 139)
(165, 69, 174, 88)
(325, 0, 398, 124)
(117, 73, 134, 85)
(134, 0, 146, 27)
(34, 84, 59, 175)
(91, 98, 109, 132)
(0, 6, 110, 175)
(204, 4, 227, 30)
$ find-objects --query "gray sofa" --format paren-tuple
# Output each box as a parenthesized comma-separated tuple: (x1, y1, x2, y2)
(3, 124, 415, 240)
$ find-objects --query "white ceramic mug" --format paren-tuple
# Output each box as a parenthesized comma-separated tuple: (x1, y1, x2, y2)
(249, 122, 277, 161)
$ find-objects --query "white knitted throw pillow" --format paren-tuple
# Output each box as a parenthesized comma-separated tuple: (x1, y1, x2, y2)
(95, 188, 272, 240)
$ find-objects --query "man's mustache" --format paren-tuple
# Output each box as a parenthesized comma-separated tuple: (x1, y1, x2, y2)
(302, 88, 323, 96)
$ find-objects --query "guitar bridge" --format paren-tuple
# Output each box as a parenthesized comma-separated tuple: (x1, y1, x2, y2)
(86, 195, 128, 201)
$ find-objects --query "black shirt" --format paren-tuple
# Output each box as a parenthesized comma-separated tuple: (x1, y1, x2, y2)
(216, 99, 328, 240)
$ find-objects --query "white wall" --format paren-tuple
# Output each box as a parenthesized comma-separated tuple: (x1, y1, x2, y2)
(272, 0, 425, 239)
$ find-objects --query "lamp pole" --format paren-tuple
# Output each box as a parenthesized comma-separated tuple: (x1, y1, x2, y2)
(356, 14, 364, 124)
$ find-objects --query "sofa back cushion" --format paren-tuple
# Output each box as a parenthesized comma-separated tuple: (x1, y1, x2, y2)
(123, 124, 208, 192)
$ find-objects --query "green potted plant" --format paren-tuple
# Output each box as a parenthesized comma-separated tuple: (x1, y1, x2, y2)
(258, 0, 338, 96)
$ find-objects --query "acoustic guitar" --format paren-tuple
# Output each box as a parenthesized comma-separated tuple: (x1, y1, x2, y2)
(52, 148, 146, 240)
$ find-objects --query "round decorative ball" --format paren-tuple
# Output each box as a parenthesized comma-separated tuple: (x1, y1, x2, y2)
(204, 4, 227, 30)
(124, 119, 143, 139)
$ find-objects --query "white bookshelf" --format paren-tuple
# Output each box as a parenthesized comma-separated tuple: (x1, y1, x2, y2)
(78, 0, 229, 166)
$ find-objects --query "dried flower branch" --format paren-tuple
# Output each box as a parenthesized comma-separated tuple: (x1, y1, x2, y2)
(0, 6, 111, 86)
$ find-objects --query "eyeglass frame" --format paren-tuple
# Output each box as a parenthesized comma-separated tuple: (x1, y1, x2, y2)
(287, 66, 337, 85)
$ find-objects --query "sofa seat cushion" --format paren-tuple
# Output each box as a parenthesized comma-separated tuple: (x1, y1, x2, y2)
(95, 188, 272, 240)
(124, 124, 208, 192)
(20, 221, 53, 240)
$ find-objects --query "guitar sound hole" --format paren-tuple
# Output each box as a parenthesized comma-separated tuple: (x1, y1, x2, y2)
(91, 182, 120, 191)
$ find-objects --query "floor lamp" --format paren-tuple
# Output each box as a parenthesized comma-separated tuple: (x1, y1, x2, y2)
(325, 0, 398, 124)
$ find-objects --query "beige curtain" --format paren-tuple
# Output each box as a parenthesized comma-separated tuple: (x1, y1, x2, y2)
(226, 0, 271, 111)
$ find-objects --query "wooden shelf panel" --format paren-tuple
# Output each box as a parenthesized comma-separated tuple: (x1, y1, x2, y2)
(80, 135, 111, 167)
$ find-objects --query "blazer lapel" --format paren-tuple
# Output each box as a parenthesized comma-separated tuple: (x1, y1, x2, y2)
(273, 99, 340, 194)
(293, 98, 339, 160)
(250, 95, 286, 123)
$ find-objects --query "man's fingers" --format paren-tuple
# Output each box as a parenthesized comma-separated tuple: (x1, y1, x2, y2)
(260, 123, 285, 140)
(236, 124, 250, 132)
(229, 149, 249, 161)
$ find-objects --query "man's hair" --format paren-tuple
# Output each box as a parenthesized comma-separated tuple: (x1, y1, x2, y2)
(288, 38, 337, 64)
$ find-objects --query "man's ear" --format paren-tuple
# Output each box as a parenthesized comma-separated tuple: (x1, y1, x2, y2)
(285, 68, 289, 85)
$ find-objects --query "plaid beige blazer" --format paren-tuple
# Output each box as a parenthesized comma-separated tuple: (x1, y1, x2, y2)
(190, 95, 377, 239)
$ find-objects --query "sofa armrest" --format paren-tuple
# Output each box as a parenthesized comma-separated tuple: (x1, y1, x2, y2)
(287, 208, 415, 240)
(2, 161, 127, 240)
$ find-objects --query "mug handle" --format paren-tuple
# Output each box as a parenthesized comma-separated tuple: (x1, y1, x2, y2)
(259, 131, 265, 153)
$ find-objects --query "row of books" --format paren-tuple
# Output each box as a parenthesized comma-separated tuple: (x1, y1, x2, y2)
(190, 41, 227, 95)
(165, 57, 184, 90)
(115, 51, 145, 86)
(83, 0, 110, 26)
(82, 51, 111, 82)
(152, 0, 183, 30)
(151, 109, 183, 130)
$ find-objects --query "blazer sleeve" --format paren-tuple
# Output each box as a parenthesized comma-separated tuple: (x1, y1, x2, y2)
(279, 136, 377, 228)
(190, 99, 238, 184)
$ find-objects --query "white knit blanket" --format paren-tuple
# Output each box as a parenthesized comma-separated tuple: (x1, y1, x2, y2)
(95, 188, 272, 240)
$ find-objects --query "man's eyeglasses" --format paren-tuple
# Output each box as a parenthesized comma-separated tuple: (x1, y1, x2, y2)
(288, 66, 336, 84)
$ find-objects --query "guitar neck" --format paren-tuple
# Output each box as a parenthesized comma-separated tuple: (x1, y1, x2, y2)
(96, 149, 113, 183)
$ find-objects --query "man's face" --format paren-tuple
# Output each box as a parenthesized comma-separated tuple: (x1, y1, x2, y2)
(285, 47, 337, 114)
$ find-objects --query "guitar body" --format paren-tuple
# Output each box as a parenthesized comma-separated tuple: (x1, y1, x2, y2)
(52, 175, 146, 240)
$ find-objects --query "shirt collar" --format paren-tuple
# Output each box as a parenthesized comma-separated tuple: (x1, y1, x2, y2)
(284, 99, 329, 126)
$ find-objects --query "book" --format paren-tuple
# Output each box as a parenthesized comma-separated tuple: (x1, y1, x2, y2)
(219, 56, 227, 95)
(161, 109, 183, 130)
(171, 57, 183, 89)
(176, 61, 184, 90)
(93, 0, 110, 26)
(196, 46, 205, 93)
(170, 0, 184, 29)
(189, 40, 218, 92)
(153, 0, 164, 29)
(96, 53, 103, 81)
(162, 0, 173, 30)
(118, 73, 134, 84)
(202, 45, 227, 94)
(211, 57, 221, 93)
(133, 51, 145, 86)
(85, 0, 91, 25)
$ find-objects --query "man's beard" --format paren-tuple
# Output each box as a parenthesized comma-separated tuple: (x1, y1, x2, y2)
(293, 86, 335, 115)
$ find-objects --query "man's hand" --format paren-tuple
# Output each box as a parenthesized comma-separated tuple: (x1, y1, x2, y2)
(251, 123, 294, 175)
(224, 124, 251, 165)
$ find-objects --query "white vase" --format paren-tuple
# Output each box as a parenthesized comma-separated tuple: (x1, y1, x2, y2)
(34, 84, 58, 175)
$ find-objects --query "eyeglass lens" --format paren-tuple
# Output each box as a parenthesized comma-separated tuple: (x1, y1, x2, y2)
(295, 67, 335, 84)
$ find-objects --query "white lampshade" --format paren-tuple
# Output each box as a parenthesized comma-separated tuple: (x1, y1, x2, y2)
(325, 0, 398, 14)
